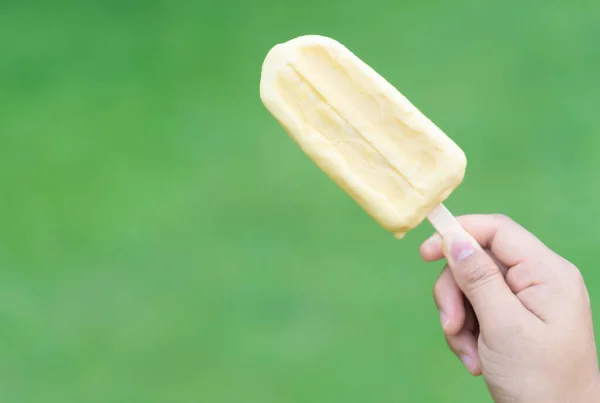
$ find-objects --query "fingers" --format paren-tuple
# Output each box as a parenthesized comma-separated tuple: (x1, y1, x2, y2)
(420, 214, 553, 267)
(442, 231, 522, 324)
(434, 270, 481, 375)
(505, 262, 541, 295)
(433, 267, 465, 335)
(422, 214, 570, 323)
(445, 306, 481, 376)
(420, 234, 443, 261)
(505, 260, 577, 323)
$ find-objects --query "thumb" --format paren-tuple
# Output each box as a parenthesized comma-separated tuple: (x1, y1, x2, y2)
(442, 231, 520, 324)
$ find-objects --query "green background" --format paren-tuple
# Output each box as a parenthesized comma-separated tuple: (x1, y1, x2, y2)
(1, 0, 599, 402)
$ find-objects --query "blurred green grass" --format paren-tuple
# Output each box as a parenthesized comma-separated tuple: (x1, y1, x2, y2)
(0, 0, 599, 402)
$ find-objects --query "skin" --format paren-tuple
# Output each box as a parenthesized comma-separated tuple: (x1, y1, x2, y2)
(420, 214, 600, 403)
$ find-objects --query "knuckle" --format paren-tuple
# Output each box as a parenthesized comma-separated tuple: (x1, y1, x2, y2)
(433, 267, 449, 300)
(505, 266, 523, 291)
(492, 213, 513, 225)
(444, 336, 460, 354)
(571, 266, 585, 285)
(566, 262, 582, 279)
(433, 279, 442, 300)
(581, 286, 592, 309)
(462, 262, 501, 293)
(563, 262, 586, 288)
(505, 263, 534, 294)
(568, 265, 592, 307)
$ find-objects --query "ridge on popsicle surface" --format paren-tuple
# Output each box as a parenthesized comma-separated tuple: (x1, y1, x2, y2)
(260, 35, 466, 239)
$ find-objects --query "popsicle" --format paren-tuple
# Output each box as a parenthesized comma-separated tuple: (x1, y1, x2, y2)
(260, 35, 467, 239)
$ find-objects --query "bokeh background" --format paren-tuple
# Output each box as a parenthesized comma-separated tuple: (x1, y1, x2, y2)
(1, 0, 600, 402)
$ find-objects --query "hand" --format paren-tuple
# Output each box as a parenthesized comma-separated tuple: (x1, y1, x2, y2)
(420, 214, 600, 403)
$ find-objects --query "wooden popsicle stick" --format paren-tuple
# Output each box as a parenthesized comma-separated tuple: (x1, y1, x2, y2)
(426, 204, 471, 238)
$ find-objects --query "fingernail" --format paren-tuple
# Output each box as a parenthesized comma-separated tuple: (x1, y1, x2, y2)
(440, 311, 450, 329)
(460, 354, 474, 371)
(446, 233, 475, 262)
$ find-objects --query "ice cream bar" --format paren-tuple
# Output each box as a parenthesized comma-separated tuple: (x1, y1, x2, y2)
(260, 35, 467, 238)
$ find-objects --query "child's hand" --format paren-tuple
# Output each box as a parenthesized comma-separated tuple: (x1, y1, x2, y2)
(421, 214, 600, 403)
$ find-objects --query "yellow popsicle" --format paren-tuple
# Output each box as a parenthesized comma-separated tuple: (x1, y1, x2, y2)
(260, 35, 467, 238)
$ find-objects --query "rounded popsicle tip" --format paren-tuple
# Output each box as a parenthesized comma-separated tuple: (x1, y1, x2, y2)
(283, 35, 343, 48)
(260, 35, 342, 102)
(260, 34, 467, 240)
(260, 43, 286, 105)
